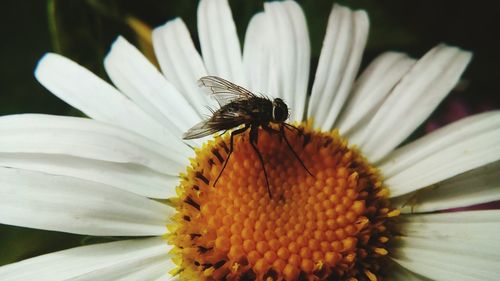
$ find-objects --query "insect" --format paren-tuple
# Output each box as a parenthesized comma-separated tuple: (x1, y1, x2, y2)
(183, 76, 313, 198)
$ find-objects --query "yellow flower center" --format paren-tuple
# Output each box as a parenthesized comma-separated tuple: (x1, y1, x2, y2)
(169, 123, 399, 281)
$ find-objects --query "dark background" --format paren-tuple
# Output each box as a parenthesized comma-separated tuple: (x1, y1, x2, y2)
(1, 0, 498, 266)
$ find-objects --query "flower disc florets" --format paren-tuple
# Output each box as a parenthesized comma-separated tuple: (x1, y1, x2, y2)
(170, 123, 398, 281)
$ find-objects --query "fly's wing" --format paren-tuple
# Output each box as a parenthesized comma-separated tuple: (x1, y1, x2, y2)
(182, 120, 221, 139)
(183, 105, 249, 140)
(198, 76, 256, 107)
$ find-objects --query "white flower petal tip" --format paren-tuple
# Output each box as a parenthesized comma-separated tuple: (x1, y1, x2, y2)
(308, 4, 369, 130)
(197, 0, 244, 85)
(104, 36, 201, 136)
(34, 53, 190, 152)
(380, 110, 500, 197)
(0, 237, 174, 281)
(152, 18, 214, 116)
(392, 211, 500, 281)
(359, 45, 473, 162)
(0, 167, 172, 236)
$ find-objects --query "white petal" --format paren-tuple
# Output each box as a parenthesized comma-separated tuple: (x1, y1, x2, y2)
(34, 53, 182, 148)
(243, 12, 272, 94)
(262, 0, 310, 122)
(398, 210, 500, 240)
(0, 114, 188, 176)
(152, 18, 214, 117)
(0, 237, 174, 281)
(0, 153, 178, 199)
(359, 45, 472, 162)
(197, 0, 244, 84)
(0, 168, 171, 236)
(308, 4, 369, 130)
(393, 253, 498, 281)
(380, 111, 500, 197)
(104, 36, 201, 136)
(391, 160, 500, 213)
(392, 210, 500, 281)
(242, 11, 280, 104)
(337, 52, 415, 137)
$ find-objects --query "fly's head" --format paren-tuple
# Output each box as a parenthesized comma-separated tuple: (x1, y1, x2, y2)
(271, 98, 289, 124)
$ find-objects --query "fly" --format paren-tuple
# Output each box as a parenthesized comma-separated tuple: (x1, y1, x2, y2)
(183, 76, 313, 198)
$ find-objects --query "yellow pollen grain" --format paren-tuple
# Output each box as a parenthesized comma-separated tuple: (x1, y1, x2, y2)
(365, 269, 378, 281)
(374, 247, 389, 256)
(171, 124, 398, 280)
(387, 209, 401, 217)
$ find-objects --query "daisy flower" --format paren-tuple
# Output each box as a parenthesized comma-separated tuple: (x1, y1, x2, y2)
(1, 0, 499, 280)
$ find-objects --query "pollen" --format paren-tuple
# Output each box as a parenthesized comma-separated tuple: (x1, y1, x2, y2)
(170, 123, 398, 281)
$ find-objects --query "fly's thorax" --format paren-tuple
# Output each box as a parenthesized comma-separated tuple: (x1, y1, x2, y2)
(228, 97, 274, 124)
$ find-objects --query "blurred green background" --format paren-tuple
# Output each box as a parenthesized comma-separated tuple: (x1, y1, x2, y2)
(0, 0, 498, 266)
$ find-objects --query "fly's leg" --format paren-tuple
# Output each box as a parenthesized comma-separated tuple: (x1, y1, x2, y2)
(213, 125, 250, 187)
(280, 124, 314, 177)
(262, 125, 280, 137)
(283, 123, 304, 138)
(249, 125, 272, 198)
(262, 124, 314, 178)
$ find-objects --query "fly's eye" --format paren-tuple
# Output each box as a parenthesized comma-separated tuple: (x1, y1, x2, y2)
(272, 98, 288, 122)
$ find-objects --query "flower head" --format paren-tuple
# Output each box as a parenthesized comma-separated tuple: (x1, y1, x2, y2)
(1, 0, 499, 280)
